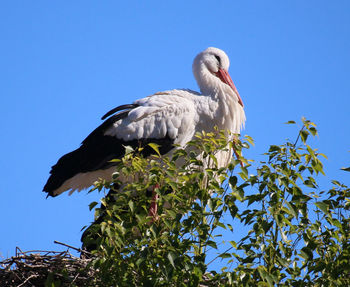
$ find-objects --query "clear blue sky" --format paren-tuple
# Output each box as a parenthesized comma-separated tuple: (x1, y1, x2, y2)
(1, 0, 349, 270)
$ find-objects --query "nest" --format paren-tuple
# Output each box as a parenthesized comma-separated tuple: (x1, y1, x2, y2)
(1, 244, 222, 286)
(0, 246, 93, 287)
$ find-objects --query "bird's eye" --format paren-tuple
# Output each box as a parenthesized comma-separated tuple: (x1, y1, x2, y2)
(214, 55, 221, 64)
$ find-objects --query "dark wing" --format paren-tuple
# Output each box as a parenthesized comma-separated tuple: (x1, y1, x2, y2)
(43, 104, 175, 197)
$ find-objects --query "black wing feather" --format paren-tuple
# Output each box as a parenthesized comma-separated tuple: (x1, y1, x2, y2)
(43, 104, 174, 197)
(101, 104, 139, 120)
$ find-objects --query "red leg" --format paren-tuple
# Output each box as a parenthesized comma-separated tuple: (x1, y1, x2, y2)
(148, 184, 159, 223)
(233, 148, 244, 168)
(232, 137, 244, 168)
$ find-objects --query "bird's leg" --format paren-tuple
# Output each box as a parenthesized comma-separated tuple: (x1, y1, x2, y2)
(233, 149, 244, 168)
(148, 184, 159, 223)
(232, 136, 244, 168)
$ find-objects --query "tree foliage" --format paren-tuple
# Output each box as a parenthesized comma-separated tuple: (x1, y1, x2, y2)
(81, 118, 350, 286)
(2, 119, 348, 286)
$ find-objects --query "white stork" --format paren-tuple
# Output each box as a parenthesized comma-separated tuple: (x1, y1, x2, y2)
(43, 47, 245, 198)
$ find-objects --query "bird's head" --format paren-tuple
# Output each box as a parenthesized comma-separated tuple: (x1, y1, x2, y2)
(192, 47, 244, 108)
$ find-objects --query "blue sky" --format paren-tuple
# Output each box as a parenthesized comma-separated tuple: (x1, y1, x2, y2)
(1, 0, 349, 271)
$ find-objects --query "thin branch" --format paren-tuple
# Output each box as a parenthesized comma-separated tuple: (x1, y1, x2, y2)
(293, 125, 305, 147)
(53, 240, 91, 256)
(207, 246, 234, 266)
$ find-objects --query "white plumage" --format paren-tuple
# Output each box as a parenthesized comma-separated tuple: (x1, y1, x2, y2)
(43, 47, 246, 197)
(105, 92, 197, 144)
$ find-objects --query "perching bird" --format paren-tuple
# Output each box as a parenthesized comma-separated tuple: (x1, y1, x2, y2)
(43, 47, 246, 198)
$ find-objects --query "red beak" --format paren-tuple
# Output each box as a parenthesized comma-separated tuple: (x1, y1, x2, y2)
(215, 68, 244, 108)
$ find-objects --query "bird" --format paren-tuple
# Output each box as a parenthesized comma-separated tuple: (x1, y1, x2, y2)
(43, 47, 246, 198)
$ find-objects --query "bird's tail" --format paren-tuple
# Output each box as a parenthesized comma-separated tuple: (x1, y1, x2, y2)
(43, 147, 87, 197)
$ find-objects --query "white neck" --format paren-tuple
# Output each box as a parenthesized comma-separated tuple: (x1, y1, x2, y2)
(193, 66, 246, 134)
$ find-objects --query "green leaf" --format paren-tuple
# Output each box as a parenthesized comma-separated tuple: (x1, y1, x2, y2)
(285, 201, 297, 217)
(89, 201, 98, 211)
(207, 240, 218, 249)
(300, 246, 313, 260)
(229, 176, 237, 188)
(218, 253, 232, 259)
(166, 209, 177, 219)
(167, 252, 176, 268)
(300, 130, 309, 143)
(269, 145, 281, 152)
(244, 135, 255, 145)
(128, 200, 135, 213)
(315, 201, 329, 214)
(285, 120, 296, 124)
(232, 188, 244, 201)
(123, 145, 134, 155)
(216, 222, 227, 230)
(309, 126, 317, 136)
(148, 143, 161, 156)
(341, 166, 350, 172)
